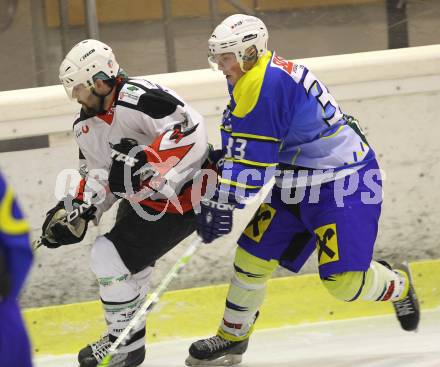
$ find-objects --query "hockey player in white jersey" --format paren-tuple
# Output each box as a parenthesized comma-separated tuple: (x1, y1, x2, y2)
(39, 39, 208, 367)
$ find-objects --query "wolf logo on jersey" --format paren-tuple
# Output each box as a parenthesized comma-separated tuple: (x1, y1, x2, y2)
(73, 78, 208, 218)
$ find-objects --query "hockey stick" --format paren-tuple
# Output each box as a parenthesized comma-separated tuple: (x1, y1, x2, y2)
(97, 235, 203, 367)
(32, 237, 43, 252)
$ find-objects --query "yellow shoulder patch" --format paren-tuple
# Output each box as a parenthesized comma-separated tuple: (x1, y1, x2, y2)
(232, 51, 272, 119)
(0, 186, 30, 235)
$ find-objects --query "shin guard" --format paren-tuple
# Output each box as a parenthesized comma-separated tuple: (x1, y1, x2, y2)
(219, 246, 278, 340)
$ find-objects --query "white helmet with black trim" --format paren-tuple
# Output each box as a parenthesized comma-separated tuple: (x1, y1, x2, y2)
(59, 39, 120, 99)
(208, 14, 268, 71)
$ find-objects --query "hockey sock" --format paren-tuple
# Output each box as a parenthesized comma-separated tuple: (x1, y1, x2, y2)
(102, 295, 146, 353)
(322, 260, 408, 302)
(218, 246, 278, 341)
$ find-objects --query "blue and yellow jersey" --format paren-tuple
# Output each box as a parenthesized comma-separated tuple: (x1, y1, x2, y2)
(0, 172, 32, 299)
(219, 51, 374, 201)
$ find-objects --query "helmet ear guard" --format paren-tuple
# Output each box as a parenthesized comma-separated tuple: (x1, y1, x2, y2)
(208, 14, 268, 72)
(59, 39, 120, 99)
(242, 45, 258, 71)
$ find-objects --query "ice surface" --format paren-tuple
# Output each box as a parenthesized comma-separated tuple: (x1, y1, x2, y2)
(34, 308, 440, 367)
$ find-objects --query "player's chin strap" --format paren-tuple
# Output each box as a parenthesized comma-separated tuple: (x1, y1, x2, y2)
(97, 235, 203, 367)
(90, 76, 120, 115)
(92, 87, 114, 115)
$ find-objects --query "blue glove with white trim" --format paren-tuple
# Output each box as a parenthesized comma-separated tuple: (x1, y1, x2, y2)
(196, 192, 235, 244)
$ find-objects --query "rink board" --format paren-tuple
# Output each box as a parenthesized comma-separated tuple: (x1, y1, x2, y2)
(24, 259, 440, 356)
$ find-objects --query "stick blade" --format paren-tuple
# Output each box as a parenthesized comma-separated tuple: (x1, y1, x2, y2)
(32, 238, 43, 251)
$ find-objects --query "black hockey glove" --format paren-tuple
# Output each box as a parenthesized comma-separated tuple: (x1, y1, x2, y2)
(207, 143, 225, 176)
(40, 197, 96, 248)
(108, 138, 147, 195)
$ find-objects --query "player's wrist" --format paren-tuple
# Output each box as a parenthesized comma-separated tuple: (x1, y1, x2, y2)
(213, 187, 246, 209)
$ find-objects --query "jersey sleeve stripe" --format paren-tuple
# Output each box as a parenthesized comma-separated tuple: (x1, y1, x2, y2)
(225, 157, 278, 168)
(231, 132, 280, 142)
(321, 125, 344, 139)
(218, 178, 263, 189)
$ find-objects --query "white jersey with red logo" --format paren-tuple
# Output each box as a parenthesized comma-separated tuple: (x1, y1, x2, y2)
(72, 78, 208, 222)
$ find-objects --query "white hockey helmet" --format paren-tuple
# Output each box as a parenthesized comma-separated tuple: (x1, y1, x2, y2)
(59, 39, 120, 99)
(208, 14, 268, 71)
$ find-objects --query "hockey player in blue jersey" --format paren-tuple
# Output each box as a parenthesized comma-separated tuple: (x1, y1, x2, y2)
(0, 172, 33, 367)
(186, 14, 420, 366)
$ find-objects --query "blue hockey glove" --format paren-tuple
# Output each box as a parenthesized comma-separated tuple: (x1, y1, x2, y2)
(196, 194, 235, 244)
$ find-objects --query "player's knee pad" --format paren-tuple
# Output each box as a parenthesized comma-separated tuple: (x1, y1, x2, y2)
(322, 271, 366, 302)
(233, 246, 278, 289)
(90, 235, 130, 279)
(90, 236, 138, 302)
(132, 265, 154, 300)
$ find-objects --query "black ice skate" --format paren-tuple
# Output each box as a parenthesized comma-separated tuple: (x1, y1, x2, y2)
(391, 262, 420, 331)
(186, 311, 259, 366)
(379, 260, 420, 331)
(78, 334, 145, 367)
(185, 335, 249, 366)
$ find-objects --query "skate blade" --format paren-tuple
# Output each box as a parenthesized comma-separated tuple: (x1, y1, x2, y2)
(185, 354, 243, 366)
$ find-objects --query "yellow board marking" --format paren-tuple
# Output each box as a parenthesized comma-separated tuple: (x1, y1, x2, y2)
(24, 259, 440, 356)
